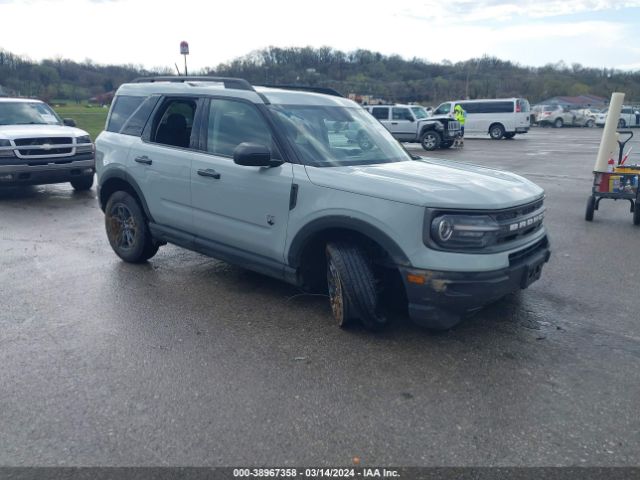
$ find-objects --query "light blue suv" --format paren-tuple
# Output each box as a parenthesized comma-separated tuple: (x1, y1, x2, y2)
(96, 77, 550, 330)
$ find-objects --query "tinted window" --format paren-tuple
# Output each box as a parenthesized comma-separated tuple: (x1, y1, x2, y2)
(622, 108, 632, 114)
(207, 99, 279, 159)
(120, 95, 160, 137)
(371, 107, 389, 120)
(151, 99, 197, 148)
(392, 108, 413, 121)
(106, 95, 145, 133)
(465, 101, 515, 114)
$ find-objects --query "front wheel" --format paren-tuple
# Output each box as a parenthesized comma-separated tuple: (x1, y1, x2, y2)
(554, 118, 564, 128)
(326, 242, 387, 331)
(585, 119, 595, 128)
(70, 175, 94, 191)
(105, 191, 160, 263)
(489, 124, 505, 139)
(420, 130, 441, 151)
(585, 195, 596, 222)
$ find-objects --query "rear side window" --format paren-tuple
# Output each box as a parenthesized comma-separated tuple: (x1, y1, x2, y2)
(371, 107, 389, 120)
(517, 99, 530, 112)
(106, 95, 145, 133)
(120, 95, 160, 137)
(468, 101, 515, 114)
(151, 98, 197, 149)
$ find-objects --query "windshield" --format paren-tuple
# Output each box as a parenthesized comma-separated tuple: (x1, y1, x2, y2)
(411, 107, 428, 119)
(0, 102, 62, 126)
(268, 105, 412, 167)
(433, 103, 451, 115)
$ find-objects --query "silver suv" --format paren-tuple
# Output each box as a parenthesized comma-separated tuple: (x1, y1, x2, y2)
(96, 77, 551, 330)
(0, 98, 95, 190)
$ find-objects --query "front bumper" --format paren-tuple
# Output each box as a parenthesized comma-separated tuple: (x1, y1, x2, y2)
(400, 236, 551, 330)
(0, 157, 95, 187)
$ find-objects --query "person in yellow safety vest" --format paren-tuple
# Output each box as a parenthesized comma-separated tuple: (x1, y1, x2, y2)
(453, 104, 467, 147)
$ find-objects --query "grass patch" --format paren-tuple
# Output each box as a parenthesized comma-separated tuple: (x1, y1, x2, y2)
(53, 104, 108, 140)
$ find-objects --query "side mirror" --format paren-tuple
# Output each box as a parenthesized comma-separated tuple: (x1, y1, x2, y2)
(407, 117, 415, 122)
(63, 118, 77, 127)
(233, 142, 282, 167)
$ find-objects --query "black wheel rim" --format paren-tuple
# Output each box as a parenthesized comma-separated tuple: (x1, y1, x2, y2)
(107, 203, 137, 251)
(327, 259, 344, 325)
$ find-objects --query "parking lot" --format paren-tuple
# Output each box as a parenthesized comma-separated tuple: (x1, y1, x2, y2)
(1, 127, 639, 466)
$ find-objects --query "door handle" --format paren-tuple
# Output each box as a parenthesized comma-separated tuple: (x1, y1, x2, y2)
(134, 155, 152, 165)
(197, 168, 221, 179)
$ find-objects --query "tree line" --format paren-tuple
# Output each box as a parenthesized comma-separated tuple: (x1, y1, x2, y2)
(1, 46, 639, 105)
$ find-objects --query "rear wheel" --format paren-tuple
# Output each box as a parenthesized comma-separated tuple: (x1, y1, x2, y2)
(70, 175, 94, 191)
(554, 118, 564, 128)
(489, 124, 505, 140)
(420, 130, 441, 151)
(326, 241, 387, 331)
(585, 119, 595, 128)
(105, 191, 159, 263)
(585, 195, 596, 222)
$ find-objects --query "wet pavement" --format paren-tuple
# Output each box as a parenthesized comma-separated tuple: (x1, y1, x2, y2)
(1, 128, 639, 466)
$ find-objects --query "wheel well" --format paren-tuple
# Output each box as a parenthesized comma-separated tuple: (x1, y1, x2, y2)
(488, 122, 504, 132)
(297, 228, 404, 298)
(419, 125, 437, 137)
(99, 177, 142, 213)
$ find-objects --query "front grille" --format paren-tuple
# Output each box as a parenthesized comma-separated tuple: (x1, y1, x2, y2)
(13, 137, 72, 146)
(448, 121, 461, 131)
(13, 137, 74, 158)
(492, 199, 545, 245)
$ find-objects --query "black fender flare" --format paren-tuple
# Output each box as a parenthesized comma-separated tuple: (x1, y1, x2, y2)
(98, 168, 154, 222)
(287, 216, 411, 268)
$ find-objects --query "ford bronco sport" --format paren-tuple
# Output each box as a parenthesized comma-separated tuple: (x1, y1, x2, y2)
(0, 98, 95, 190)
(95, 77, 550, 330)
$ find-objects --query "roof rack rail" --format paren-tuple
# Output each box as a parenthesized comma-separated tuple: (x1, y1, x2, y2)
(260, 84, 344, 98)
(132, 76, 255, 92)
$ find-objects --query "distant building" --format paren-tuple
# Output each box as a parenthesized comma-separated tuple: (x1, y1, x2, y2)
(539, 95, 607, 109)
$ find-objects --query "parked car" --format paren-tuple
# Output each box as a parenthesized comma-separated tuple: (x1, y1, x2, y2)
(430, 98, 531, 139)
(364, 104, 461, 151)
(535, 105, 595, 128)
(96, 76, 550, 331)
(0, 98, 95, 189)
(596, 106, 640, 128)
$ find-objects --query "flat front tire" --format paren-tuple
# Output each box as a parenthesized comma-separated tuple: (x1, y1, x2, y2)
(326, 242, 387, 331)
(105, 191, 159, 263)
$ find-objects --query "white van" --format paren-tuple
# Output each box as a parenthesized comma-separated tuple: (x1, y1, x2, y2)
(430, 98, 531, 139)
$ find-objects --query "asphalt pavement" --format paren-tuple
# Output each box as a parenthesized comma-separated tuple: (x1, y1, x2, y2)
(1, 127, 639, 467)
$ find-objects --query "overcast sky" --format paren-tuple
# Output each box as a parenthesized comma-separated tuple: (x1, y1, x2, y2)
(1, 0, 639, 71)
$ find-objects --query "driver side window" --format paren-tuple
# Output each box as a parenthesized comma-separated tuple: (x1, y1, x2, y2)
(206, 99, 280, 159)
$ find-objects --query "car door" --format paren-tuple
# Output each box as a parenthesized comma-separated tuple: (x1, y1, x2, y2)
(190, 97, 293, 264)
(388, 107, 416, 141)
(127, 96, 201, 233)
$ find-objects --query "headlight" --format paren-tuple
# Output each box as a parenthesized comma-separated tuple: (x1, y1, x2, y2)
(431, 214, 500, 249)
(75, 135, 93, 153)
(0, 139, 15, 158)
